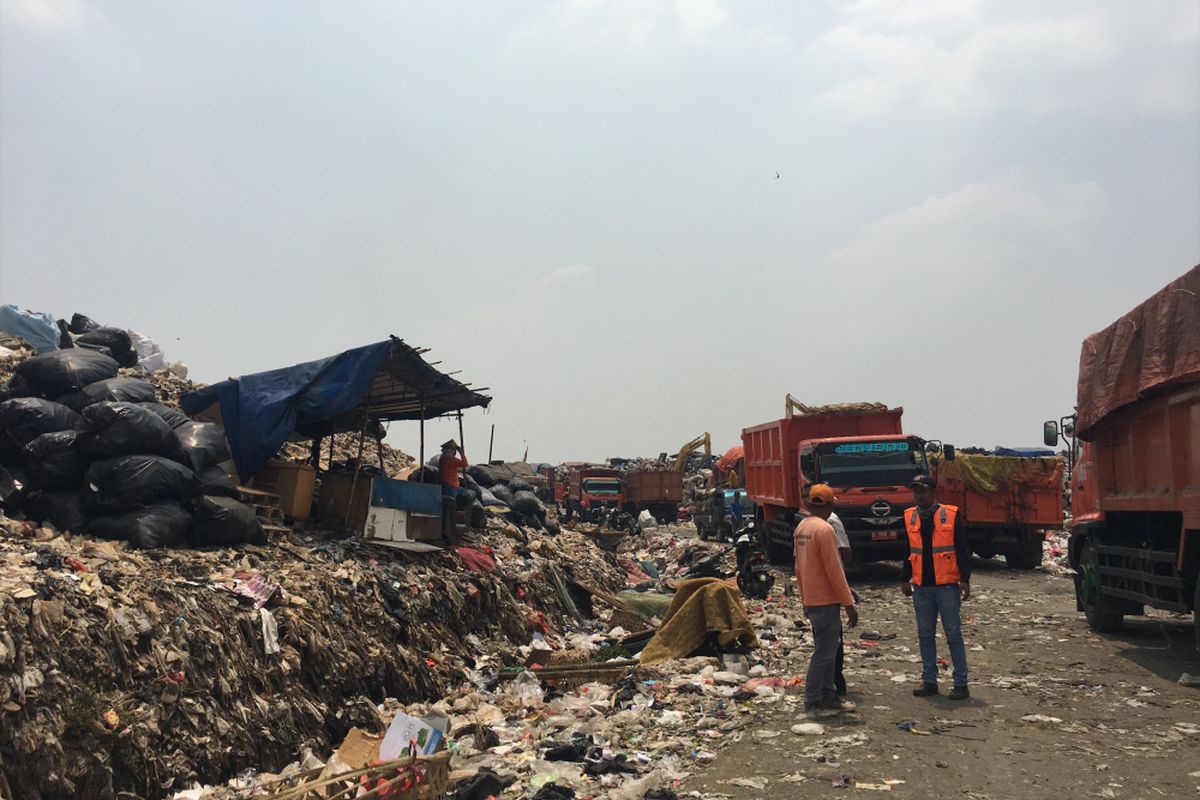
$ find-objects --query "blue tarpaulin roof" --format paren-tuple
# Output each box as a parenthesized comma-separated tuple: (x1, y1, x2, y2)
(181, 338, 490, 482)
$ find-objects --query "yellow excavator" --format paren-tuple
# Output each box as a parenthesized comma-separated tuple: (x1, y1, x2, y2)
(674, 432, 712, 472)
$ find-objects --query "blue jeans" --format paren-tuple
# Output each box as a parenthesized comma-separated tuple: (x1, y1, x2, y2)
(912, 585, 969, 687)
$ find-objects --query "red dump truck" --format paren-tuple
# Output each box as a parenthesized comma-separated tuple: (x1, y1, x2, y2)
(934, 452, 1064, 569)
(622, 469, 684, 522)
(743, 406, 947, 562)
(566, 467, 624, 522)
(1045, 264, 1199, 639)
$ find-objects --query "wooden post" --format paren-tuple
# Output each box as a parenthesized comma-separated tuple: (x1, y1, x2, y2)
(375, 425, 385, 472)
(343, 415, 371, 529)
(488, 423, 495, 463)
(418, 395, 426, 483)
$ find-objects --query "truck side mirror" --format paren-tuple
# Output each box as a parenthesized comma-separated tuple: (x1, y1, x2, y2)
(942, 444, 956, 461)
(1043, 421, 1059, 447)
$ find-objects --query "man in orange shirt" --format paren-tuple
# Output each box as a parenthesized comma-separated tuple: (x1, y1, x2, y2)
(439, 440, 468, 497)
(794, 483, 859, 716)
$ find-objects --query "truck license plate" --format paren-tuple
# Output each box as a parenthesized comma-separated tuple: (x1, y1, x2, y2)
(871, 531, 897, 541)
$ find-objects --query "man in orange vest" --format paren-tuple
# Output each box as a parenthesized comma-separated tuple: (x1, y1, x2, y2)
(902, 474, 971, 700)
(794, 483, 859, 716)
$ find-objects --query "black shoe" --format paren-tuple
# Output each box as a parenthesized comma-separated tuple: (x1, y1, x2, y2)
(912, 682, 939, 697)
(948, 685, 970, 701)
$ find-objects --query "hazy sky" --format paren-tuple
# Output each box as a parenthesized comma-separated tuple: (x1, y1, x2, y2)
(2, 0, 1198, 464)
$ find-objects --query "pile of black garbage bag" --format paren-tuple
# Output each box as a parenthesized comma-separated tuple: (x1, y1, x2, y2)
(56, 311, 140, 367)
(0, 348, 265, 548)
(400, 461, 558, 533)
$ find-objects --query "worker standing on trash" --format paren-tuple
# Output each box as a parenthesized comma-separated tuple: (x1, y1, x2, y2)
(794, 483, 858, 717)
(730, 491, 744, 532)
(903, 474, 971, 700)
(438, 440, 468, 497)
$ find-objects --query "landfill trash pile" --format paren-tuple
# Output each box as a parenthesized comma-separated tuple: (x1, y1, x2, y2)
(617, 457, 672, 473)
(682, 470, 714, 511)
(276, 433, 415, 478)
(157, 521, 816, 800)
(0, 509, 629, 800)
(0, 346, 264, 550)
(789, 401, 892, 416)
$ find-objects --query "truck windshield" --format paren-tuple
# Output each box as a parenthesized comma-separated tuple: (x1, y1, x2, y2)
(815, 440, 928, 488)
(583, 480, 621, 495)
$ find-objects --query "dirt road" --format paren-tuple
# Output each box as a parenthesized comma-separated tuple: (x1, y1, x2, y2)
(684, 558, 1200, 799)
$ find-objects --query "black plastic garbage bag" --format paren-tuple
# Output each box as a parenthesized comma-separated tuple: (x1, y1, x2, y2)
(190, 495, 266, 546)
(508, 477, 535, 494)
(173, 421, 231, 472)
(467, 464, 499, 487)
(67, 313, 101, 335)
(56, 319, 74, 350)
(468, 500, 487, 528)
(13, 349, 119, 396)
(24, 431, 86, 488)
(0, 372, 39, 400)
(490, 484, 515, 506)
(26, 487, 89, 533)
(140, 403, 191, 429)
(477, 487, 507, 507)
(85, 454, 196, 511)
(78, 402, 179, 459)
(56, 377, 156, 412)
(87, 501, 192, 548)
(0, 398, 88, 460)
(196, 465, 240, 498)
(406, 465, 441, 484)
(448, 767, 515, 800)
(0, 466, 32, 512)
(75, 327, 136, 367)
(511, 490, 545, 516)
(454, 487, 478, 510)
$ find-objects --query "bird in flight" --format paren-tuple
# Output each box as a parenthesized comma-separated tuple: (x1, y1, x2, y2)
(774, 172, 780, 179)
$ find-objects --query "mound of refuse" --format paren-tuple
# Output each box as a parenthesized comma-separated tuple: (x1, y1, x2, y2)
(0, 333, 262, 549)
(0, 514, 626, 799)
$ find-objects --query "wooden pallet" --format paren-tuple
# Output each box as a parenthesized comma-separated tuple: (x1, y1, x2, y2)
(239, 486, 291, 539)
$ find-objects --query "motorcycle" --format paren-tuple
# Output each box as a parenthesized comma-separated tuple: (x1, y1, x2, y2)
(734, 521, 774, 600)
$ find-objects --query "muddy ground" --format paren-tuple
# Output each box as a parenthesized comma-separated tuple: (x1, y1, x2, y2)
(684, 557, 1200, 800)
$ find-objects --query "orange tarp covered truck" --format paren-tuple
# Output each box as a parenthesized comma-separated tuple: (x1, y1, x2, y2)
(934, 453, 1064, 569)
(1045, 264, 1199, 638)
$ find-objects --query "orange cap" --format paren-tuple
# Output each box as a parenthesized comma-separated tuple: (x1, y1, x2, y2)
(807, 483, 836, 505)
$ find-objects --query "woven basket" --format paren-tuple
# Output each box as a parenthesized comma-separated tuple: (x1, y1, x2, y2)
(610, 608, 651, 633)
(253, 750, 451, 800)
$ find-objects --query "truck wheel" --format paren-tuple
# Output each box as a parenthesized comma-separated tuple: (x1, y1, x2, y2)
(1006, 533, 1044, 570)
(1079, 538, 1123, 633)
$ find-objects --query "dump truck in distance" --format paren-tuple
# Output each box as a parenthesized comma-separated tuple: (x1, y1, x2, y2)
(933, 451, 1064, 569)
(623, 469, 683, 522)
(1045, 264, 1199, 640)
(742, 405, 946, 562)
(566, 467, 624, 521)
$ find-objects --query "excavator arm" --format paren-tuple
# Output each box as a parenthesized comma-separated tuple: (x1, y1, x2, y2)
(674, 433, 712, 472)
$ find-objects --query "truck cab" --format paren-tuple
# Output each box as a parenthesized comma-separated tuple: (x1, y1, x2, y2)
(798, 435, 931, 561)
(567, 467, 625, 522)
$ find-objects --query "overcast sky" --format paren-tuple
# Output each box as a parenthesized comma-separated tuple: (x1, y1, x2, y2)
(2, 0, 1197, 464)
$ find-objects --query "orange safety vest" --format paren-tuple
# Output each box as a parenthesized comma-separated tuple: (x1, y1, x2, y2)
(905, 504, 961, 586)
